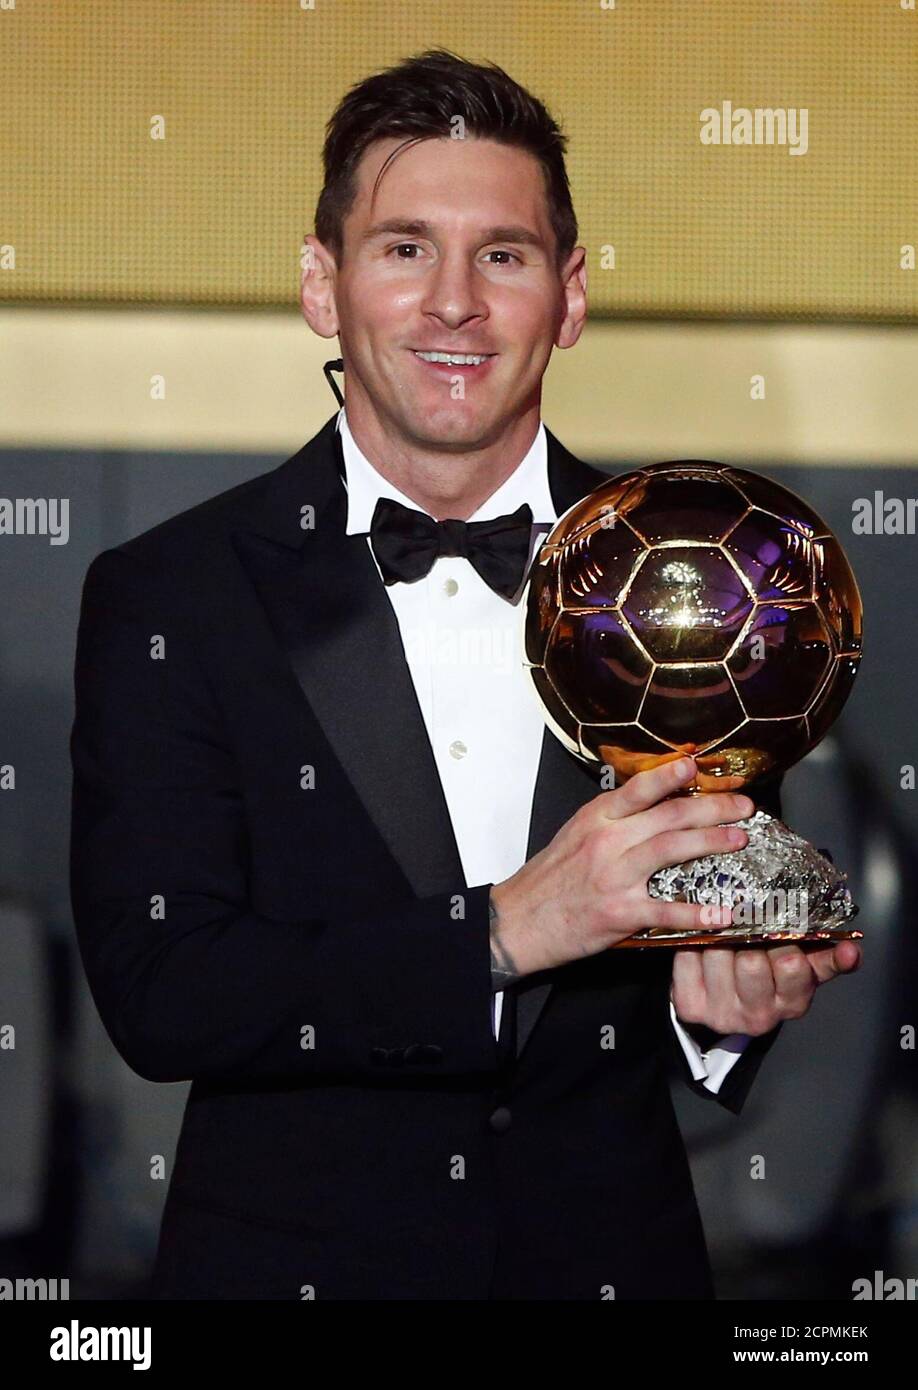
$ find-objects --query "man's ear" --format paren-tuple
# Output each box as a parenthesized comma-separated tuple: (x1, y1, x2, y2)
(556, 245, 587, 351)
(300, 234, 340, 340)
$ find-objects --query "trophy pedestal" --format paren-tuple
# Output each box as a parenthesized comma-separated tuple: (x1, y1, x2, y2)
(615, 809, 863, 950)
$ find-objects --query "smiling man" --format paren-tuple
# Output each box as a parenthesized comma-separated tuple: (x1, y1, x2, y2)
(70, 49, 860, 1301)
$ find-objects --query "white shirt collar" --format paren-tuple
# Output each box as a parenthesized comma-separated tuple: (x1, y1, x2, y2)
(335, 406, 557, 534)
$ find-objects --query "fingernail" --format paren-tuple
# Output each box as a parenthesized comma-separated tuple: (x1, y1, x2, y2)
(675, 758, 694, 775)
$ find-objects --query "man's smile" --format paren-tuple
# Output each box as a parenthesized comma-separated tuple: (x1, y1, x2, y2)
(410, 348, 498, 376)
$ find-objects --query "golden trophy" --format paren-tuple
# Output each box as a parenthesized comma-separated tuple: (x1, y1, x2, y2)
(523, 461, 864, 948)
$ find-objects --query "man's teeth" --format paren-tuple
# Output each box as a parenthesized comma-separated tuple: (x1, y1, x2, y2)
(414, 351, 491, 365)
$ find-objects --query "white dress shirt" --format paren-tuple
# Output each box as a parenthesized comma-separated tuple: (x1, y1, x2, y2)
(336, 407, 749, 1095)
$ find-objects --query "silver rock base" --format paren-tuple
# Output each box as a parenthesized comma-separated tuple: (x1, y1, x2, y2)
(627, 810, 860, 947)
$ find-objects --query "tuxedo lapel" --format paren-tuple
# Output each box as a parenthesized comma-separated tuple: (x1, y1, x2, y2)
(514, 428, 610, 1059)
(232, 413, 609, 1058)
(231, 415, 465, 899)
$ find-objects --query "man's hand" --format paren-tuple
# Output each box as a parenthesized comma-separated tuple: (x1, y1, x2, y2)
(671, 938, 863, 1037)
(488, 755, 750, 986)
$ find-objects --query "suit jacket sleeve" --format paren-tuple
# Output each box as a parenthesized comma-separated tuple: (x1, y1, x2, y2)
(668, 767, 785, 1115)
(669, 1019, 783, 1115)
(69, 547, 501, 1086)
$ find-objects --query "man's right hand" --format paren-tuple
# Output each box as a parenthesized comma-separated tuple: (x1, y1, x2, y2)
(487, 757, 753, 988)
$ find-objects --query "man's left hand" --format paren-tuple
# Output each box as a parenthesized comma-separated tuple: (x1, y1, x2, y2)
(671, 940, 862, 1036)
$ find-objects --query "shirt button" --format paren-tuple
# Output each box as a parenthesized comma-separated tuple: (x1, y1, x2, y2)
(443, 577, 459, 597)
(448, 739, 467, 760)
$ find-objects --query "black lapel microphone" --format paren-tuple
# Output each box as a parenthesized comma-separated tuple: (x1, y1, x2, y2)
(324, 358, 345, 407)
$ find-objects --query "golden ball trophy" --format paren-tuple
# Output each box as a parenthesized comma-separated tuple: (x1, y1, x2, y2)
(523, 461, 864, 949)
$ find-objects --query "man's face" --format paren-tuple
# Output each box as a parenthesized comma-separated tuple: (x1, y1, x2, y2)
(313, 135, 583, 451)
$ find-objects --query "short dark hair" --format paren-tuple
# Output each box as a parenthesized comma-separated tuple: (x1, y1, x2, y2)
(315, 48, 578, 269)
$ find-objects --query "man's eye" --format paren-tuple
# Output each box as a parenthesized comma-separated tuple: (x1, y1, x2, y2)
(385, 244, 520, 264)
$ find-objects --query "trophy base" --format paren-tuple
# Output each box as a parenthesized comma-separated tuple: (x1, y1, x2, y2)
(615, 810, 861, 950)
(615, 925, 864, 950)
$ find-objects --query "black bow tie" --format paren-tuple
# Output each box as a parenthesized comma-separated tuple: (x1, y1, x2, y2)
(369, 496, 535, 600)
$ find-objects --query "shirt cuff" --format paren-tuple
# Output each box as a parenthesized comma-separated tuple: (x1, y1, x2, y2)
(669, 997, 751, 1095)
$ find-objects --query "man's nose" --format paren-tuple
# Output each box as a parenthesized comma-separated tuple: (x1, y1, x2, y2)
(421, 254, 488, 327)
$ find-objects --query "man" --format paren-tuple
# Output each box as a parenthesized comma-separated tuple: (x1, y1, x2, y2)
(69, 50, 861, 1300)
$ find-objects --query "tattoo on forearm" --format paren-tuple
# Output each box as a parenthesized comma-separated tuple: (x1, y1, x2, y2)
(489, 893, 521, 992)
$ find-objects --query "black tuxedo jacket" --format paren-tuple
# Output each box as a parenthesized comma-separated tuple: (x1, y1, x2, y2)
(69, 413, 782, 1300)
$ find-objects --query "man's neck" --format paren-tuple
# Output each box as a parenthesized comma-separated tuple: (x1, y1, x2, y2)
(341, 401, 542, 521)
